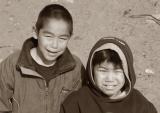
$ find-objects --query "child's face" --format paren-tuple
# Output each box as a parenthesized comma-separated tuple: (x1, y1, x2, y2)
(94, 61, 125, 98)
(37, 19, 70, 64)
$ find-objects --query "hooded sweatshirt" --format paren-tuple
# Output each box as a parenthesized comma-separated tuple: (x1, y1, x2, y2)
(60, 37, 157, 113)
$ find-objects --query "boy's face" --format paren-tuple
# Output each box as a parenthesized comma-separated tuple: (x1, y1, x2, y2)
(37, 19, 70, 64)
(93, 61, 125, 98)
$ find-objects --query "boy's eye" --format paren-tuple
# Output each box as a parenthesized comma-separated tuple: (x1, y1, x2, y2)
(59, 36, 69, 40)
(114, 69, 123, 73)
(44, 35, 52, 38)
(60, 37, 67, 40)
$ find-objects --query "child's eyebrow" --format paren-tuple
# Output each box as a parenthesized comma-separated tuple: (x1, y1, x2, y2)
(98, 65, 108, 69)
(98, 65, 122, 70)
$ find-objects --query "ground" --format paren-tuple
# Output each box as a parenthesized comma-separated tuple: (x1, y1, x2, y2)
(0, 0, 160, 112)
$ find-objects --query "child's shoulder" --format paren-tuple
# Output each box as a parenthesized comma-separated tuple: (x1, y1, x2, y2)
(131, 88, 149, 101)
(63, 86, 89, 105)
(130, 88, 149, 102)
(130, 88, 157, 112)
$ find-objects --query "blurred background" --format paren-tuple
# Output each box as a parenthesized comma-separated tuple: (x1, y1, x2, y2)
(0, 0, 160, 111)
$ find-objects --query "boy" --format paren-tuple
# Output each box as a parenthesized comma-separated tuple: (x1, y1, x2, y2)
(60, 37, 157, 113)
(0, 4, 85, 113)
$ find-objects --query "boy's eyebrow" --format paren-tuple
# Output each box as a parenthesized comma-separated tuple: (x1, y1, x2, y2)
(42, 30, 70, 37)
(42, 30, 55, 35)
(59, 34, 70, 37)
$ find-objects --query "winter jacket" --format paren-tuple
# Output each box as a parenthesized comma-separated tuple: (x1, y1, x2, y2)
(60, 37, 157, 113)
(0, 37, 85, 113)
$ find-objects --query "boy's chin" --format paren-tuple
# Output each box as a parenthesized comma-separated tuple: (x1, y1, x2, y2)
(42, 56, 58, 65)
(45, 58, 57, 63)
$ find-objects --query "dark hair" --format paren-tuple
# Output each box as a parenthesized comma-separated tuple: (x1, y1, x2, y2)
(92, 49, 123, 69)
(35, 4, 73, 35)
(92, 49, 128, 91)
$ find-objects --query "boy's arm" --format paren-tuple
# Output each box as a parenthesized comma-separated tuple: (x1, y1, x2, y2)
(72, 56, 87, 90)
(0, 55, 15, 112)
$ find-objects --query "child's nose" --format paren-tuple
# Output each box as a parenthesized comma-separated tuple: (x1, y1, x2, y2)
(105, 72, 114, 81)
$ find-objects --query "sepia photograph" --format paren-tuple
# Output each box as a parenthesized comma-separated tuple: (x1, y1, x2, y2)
(0, 0, 160, 113)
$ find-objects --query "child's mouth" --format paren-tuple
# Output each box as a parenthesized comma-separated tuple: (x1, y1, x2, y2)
(103, 85, 117, 89)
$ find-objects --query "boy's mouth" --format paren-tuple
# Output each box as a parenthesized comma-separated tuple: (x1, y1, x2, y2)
(47, 49, 60, 54)
(46, 50, 61, 57)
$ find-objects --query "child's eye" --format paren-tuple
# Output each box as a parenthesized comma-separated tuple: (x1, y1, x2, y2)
(98, 68, 109, 72)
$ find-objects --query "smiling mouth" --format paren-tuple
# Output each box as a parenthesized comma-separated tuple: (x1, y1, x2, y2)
(47, 49, 60, 54)
(103, 85, 117, 89)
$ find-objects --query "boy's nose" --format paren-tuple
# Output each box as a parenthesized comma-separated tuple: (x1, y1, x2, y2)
(51, 38, 58, 49)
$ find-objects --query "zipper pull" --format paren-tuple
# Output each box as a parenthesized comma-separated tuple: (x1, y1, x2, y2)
(44, 80, 49, 96)
(45, 87, 49, 96)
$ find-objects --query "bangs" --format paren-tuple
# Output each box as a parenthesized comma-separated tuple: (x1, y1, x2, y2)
(92, 49, 123, 69)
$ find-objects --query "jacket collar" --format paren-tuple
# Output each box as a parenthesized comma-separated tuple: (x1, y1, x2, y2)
(16, 37, 76, 78)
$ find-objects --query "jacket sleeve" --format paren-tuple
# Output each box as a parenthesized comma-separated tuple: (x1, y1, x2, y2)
(0, 55, 15, 112)
(72, 56, 87, 91)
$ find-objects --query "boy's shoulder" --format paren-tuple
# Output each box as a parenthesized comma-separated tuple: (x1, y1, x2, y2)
(72, 54, 83, 65)
(0, 49, 21, 66)
(70, 54, 86, 76)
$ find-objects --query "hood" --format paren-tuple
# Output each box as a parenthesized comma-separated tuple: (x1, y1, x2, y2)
(86, 37, 136, 100)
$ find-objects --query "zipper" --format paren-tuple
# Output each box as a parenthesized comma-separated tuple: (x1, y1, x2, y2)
(44, 80, 49, 113)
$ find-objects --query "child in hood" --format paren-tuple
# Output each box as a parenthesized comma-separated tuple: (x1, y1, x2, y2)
(60, 37, 157, 113)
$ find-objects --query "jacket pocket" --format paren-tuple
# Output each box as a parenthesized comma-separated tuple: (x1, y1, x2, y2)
(61, 79, 81, 93)
(60, 79, 81, 102)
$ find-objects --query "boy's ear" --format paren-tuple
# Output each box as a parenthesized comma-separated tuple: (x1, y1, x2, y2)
(32, 26, 38, 39)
